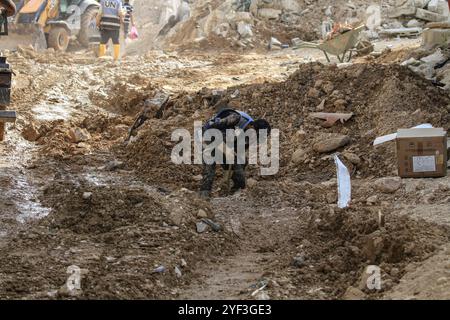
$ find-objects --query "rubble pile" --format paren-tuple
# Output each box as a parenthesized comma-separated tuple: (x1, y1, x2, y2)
(160, 0, 371, 51)
(378, 0, 450, 39)
(401, 47, 450, 89)
(120, 62, 449, 191)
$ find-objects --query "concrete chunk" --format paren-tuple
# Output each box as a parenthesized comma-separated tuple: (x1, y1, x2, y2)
(422, 28, 450, 48)
(388, 5, 416, 18)
(415, 8, 447, 22)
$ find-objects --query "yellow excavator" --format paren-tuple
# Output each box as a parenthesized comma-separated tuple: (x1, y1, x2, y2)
(0, 0, 100, 51)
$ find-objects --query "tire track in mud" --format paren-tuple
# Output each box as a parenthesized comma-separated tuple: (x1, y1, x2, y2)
(0, 60, 93, 243)
(179, 195, 299, 300)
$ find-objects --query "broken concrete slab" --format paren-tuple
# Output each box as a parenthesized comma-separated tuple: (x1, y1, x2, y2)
(415, 8, 447, 22)
(427, 0, 449, 15)
(422, 28, 450, 48)
(388, 5, 416, 18)
(379, 27, 423, 37)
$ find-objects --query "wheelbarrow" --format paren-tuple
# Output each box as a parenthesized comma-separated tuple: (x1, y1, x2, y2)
(293, 25, 366, 63)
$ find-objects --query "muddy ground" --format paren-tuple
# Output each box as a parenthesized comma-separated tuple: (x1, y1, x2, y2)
(0, 40, 449, 300)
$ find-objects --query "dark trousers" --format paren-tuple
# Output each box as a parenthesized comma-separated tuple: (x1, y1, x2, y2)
(200, 163, 246, 192)
(100, 28, 120, 45)
(124, 23, 130, 37)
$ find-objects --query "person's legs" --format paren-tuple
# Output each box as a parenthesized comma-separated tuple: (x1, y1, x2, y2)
(231, 164, 246, 191)
(124, 23, 130, 37)
(200, 163, 216, 197)
(111, 29, 121, 61)
(99, 30, 109, 57)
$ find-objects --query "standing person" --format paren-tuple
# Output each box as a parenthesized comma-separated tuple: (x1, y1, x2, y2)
(122, 0, 135, 40)
(96, 0, 124, 61)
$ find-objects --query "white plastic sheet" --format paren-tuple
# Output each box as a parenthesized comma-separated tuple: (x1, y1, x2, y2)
(334, 154, 351, 209)
(373, 123, 433, 146)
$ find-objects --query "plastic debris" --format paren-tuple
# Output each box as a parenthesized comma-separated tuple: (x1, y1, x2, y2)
(334, 154, 351, 209)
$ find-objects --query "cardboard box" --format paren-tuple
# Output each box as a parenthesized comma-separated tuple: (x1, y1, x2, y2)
(396, 128, 448, 178)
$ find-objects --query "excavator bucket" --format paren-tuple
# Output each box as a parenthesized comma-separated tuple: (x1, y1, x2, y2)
(0, 0, 48, 51)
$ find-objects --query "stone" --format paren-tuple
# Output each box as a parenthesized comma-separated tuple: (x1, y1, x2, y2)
(343, 152, 361, 165)
(197, 209, 208, 219)
(291, 37, 302, 46)
(307, 87, 321, 98)
(333, 99, 347, 109)
(237, 22, 253, 38)
(153, 265, 166, 273)
(181, 259, 187, 268)
(82, 192, 92, 200)
(110, 124, 129, 138)
(322, 82, 334, 94)
(313, 134, 350, 153)
(291, 148, 307, 164)
(366, 195, 378, 205)
(196, 221, 209, 233)
(292, 255, 306, 268)
(415, 8, 447, 22)
(105, 160, 124, 171)
(374, 177, 402, 193)
(406, 19, 423, 28)
(342, 286, 366, 300)
(428, 0, 449, 15)
(388, 5, 416, 18)
(247, 178, 258, 188)
(68, 127, 91, 143)
(175, 266, 182, 278)
(22, 123, 41, 141)
(293, 129, 307, 143)
(169, 208, 184, 226)
(234, 11, 253, 23)
(258, 8, 282, 20)
(422, 28, 450, 49)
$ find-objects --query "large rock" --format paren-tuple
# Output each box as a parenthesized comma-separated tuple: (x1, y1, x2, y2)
(22, 123, 41, 142)
(258, 8, 282, 20)
(422, 28, 450, 49)
(169, 207, 185, 226)
(388, 2, 416, 18)
(374, 177, 402, 193)
(416, 8, 447, 22)
(68, 127, 91, 143)
(313, 134, 350, 153)
(428, 0, 450, 15)
(237, 21, 253, 38)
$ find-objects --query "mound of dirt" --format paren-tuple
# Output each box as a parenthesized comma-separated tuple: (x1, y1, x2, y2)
(119, 62, 450, 191)
(270, 204, 450, 299)
(0, 177, 235, 299)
